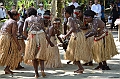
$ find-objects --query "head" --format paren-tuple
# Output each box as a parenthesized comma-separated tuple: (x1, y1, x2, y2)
(64, 5, 75, 18)
(94, 0, 99, 4)
(72, 0, 76, 3)
(43, 10, 51, 26)
(74, 6, 83, 18)
(7, 10, 19, 21)
(53, 18, 61, 28)
(89, 0, 93, 5)
(27, 7, 37, 17)
(84, 10, 96, 23)
(12, 4, 16, 10)
(39, 3, 44, 10)
(22, 4, 24, 8)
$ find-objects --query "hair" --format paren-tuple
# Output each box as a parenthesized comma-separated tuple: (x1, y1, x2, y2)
(27, 8, 37, 17)
(31, 3, 34, 6)
(65, 5, 75, 15)
(44, 10, 50, 16)
(7, 10, 19, 19)
(53, 18, 61, 23)
(76, 6, 83, 12)
(84, 10, 96, 18)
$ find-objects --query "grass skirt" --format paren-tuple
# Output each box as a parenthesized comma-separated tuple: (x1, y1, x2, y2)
(105, 32, 118, 57)
(0, 33, 21, 69)
(92, 31, 118, 63)
(65, 32, 91, 62)
(18, 40, 25, 62)
(44, 36, 62, 68)
(82, 30, 94, 61)
(24, 32, 47, 64)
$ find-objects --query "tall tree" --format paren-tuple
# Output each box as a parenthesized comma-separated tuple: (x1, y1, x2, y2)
(57, 0, 63, 18)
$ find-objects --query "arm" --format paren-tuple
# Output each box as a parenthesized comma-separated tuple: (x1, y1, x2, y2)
(23, 19, 28, 39)
(42, 19, 54, 47)
(85, 20, 98, 38)
(57, 31, 63, 43)
(64, 18, 75, 38)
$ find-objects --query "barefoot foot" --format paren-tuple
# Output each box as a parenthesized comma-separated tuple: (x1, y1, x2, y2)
(74, 69, 83, 74)
(41, 72, 46, 77)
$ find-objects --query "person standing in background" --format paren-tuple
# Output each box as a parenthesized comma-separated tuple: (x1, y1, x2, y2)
(69, 0, 79, 8)
(86, 0, 93, 10)
(0, 3, 6, 20)
(37, 3, 45, 18)
(101, 2, 106, 25)
(91, 0, 101, 19)
(110, 2, 119, 29)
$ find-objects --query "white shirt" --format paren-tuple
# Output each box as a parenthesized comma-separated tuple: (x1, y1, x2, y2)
(69, 2, 79, 8)
(91, 4, 101, 18)
(37, 8, 45, 18)
(0, 7, 6, 18)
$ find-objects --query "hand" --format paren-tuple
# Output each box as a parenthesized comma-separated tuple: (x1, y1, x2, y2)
(59, 34, 66, 39)
(85, 35, 88, 39)
(17, 45, 21, 51)
(49, 42, 54, 47)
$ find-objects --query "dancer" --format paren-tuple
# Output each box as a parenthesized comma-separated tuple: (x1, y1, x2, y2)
(0, 10, 21, 75)
(63, 6, 91, 73)
(45, 18, 63, 68)
(84, 10, 118, 70)
(23, 8, 54, 78)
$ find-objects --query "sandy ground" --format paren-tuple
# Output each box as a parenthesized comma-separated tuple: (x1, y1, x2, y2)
(0, 29, 120, 79)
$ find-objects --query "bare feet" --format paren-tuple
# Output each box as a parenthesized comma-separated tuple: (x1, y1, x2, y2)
(74, 69, 84, 74)
(41, 72, 46, 77)
(15, 65, 24, 70)
(67, 61, 71, 64)
(35, 73, 39, 78)
(4, 69, 13, 75)
(94, 65, 102, 70)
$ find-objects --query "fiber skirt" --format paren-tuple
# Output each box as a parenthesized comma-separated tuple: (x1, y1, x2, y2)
(82, 30, 94, 61)
(45, 36, 62, 68)
(65, 32, 91, 62)
(0, 33, 21, 69)
(24, 32, 47, 64)
(92, 31, 118, 63)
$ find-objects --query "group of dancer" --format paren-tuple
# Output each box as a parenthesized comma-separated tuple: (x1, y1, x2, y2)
(0, 4, 118, 78)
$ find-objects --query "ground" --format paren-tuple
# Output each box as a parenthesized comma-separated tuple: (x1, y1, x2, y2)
(0, 24, 120, 79)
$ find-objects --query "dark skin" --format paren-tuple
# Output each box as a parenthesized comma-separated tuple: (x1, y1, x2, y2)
(75, 11, 93, 66)
(23, 16, 54, 78)
(47, 22, 63, 44)
(84, 16, 110, 70)
(15, 19, 25, 70)
(84, 16, 105, 38)
(1, 14, 21, 75)
(63, 12, 84, 73)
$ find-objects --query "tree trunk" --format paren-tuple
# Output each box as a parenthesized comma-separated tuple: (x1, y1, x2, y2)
(51, 0, 57, 22)
(57, 0, 63, 18)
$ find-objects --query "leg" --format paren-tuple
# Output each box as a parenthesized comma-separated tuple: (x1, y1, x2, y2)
(4, 66, 13, 75)
(102, 61, 111, 70)
(32, 59, 39, 78)
(83, 61, 93, 66)
(39, 59, 46, 77)
(15, 62, 24, 70)
(94, 62, 102, 70)
(74, 61, 84, 73)
(67, 61, 72, 64)
(88, 61, 93, 66)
